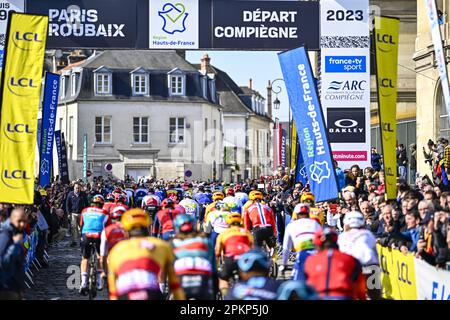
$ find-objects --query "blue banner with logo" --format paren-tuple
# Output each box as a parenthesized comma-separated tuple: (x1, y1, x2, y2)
(281, 128, 287, 167)
(278, 46, 339, 202)
(295, 145, 308, 186)
(38, 72, 59, 187)
(37, 118, 42, 151)
(60, 132, 70, 184)
(55, 130, 62, 179)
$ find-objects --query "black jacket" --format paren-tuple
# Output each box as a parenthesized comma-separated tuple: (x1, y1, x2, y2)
(65, 191, 89, 214)
(0, 224, 25, 292)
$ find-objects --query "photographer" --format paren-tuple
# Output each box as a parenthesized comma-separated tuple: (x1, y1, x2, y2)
(0, 208, 27, 300)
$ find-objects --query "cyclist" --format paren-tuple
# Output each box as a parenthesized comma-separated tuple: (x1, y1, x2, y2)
(134, 185, 148, 208)
(194, 185, 213, 231)
(124, 185, 135, 207)
(225, 249, 282, 300)
(142, 193, 161, 223)
(152, 198, 185, 240)
(215, 212, 253, 297)
(171, 214, 217, 300)
(204, 201, 231, 249)
(234, 188, 249, 214)
(179, 191, 200, 222)
(107, 209, 185, 300)
(204, 191, 225, 223)
(103, 193, 116, 214)
(244, 190, 277, 250)
(79, 195, 110, 295)
(100, 206, 128, 278)
(276, 280, 318, 300)
(113, 194, 130, 211)
(298, 192, 325, 226)
(338, 211, 380, 300)
(302, 228, 366, 300)
(279, 203, 322, 281)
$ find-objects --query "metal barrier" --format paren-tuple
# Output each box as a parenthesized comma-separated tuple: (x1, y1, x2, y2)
(22, 228, 49, 289)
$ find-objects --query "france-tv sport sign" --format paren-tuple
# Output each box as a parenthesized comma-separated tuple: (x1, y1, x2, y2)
(25, 0, 320, 50)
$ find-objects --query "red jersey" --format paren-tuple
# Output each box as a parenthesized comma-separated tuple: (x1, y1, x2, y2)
(104, 222, 128, 252)
(152, 207, 185, 236)
(103, 203, 129, 215)
(304, 248, 366, 300)
(244, 202, 277, 236)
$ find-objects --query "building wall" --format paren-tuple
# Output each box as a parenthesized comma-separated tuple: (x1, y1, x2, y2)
(59, 100, 222, 180)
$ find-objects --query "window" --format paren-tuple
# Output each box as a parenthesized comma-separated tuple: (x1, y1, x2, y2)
(95, 116, 112, 144)
(133, 117, 149, 143)
(170, 75, 184, 95)
(59, 118, 63, 131)
(95, 73, 111, 95)
(204, 118, 208, 147)
(438, 84, 450, 139)
(132, 74, 148, 95)
(68, 116, 73, 143)
(71, 73, 77, 96)
(202, 77, 208, 99)
(60, 76, 66, 99)
(169, 117, 185, 144)
(267, 132, 270, 157)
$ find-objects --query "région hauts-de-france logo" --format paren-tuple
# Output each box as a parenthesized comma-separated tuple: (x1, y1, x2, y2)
(309, 161, 331, 184)
(158, 3, 189, 35)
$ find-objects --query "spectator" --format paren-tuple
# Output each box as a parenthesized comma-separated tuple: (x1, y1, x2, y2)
(345, 165, 363, 196)
(397, 144, 408, 181)
(418, 200, 434, 221)
(66, 183, 89, 247)
(395, 211, 421, 254)
(333, 160, 345, 192)
(371, 148, 382, 172)
(0, 208, 27, 300)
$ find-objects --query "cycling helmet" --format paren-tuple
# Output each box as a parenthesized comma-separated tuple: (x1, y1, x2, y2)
(343, 211, 365, 228)
(313, 227, 338, 248)
(115, 193, 127, 204)
(212, 191, 225, 201)
(301, 192, 315, 204)
(106, 193, 115, 202)
(293, 203, 310, 217)
(225, 212, 242, 226)
(111, 206, 127, 220)
(215, 201, 230, 212)
(92, 194, 105, 206)
(277, 281, 318, 300)
(144, 196, 159, 207)
(183, 191, 192, 199)
(249, 190, 263, 201)
(237, 249, 269, 272)
(161, 198, 175, 209)
(121, 209, 151, 232)
(226, 188, 235, 196)
(174, 214, 196, 234)
(234, 184, 242, 192)
(168, 193, 178, 201)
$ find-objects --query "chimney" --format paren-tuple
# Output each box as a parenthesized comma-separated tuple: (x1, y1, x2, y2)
(176, 50, 186, 60)
(67, 49, 87, 64)
(249, 78, 253, 90)
(267, 80, 272, 119)
(201, 53, 213, 73)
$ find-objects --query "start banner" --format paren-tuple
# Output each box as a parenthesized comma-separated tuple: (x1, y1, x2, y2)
(0, 13, 48, 204)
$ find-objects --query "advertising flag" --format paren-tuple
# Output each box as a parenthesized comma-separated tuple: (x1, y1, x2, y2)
(278, 46, 339, 202)
(55, 130, 62, 176)
(375, 16, 400, 199)
(281, 128, 287, 167)
(290, 121, 297, 169)
(425, 0, 450, 119)
(83, 134, 88, 184)
(0, 0, 25, 71)
(0, 13, 48, 204)
(38, 72, 59, 187)
(295, 146, 308, 186)
(60, 132, 69, 184)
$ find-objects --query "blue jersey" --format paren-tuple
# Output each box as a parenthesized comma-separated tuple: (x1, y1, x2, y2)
(195, 192, 212, 205)
(226, 277, 282, 300)
(80, 207, 109, 236)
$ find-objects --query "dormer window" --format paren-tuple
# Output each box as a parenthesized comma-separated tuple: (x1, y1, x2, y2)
(93, 66, 112, 96)
(209, 79, 217, 103)
(168, 68, 186, 96)
(130, 67, 149, 96)
(202, 76, 208, 99)
(71, 73, 77, 96)
(60, 76, 66, 99)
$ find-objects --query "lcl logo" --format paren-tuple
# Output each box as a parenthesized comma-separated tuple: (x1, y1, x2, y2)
(377, 34, 396, 45)
(7, 77, 38, 97)
(1, 169, 31, 189)
(380, 78, 394, 88)
(13, 31, 44, 51)
(3, 123, 33, 143)
(380, 78, 395, 97)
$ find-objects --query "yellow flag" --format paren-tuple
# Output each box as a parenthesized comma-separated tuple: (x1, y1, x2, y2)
(375, 16, 400, 200)
(0, 13, 48, 204)
(290, 121, 297, 169)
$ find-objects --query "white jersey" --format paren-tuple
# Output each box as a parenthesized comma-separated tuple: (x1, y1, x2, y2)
(179, 198, 199, 217)
(141, 194, 161, 207)
(338, 228, 379, 266)
(282, 218, 322, 265)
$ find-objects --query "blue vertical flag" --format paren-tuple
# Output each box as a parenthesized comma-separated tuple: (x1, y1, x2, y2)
(295, 146, 308, 186)
(55, 130, 62, 179)
(281, 128, 287, 167)
(39, 72, 60, 187)
(278, 46, 339, 202)
(37, 119, 42, 150)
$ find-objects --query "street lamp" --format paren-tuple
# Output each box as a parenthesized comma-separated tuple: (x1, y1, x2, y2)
(270, 78, 291, 167)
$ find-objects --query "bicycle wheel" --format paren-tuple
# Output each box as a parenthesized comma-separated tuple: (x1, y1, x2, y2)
(88, 247, 97, 300)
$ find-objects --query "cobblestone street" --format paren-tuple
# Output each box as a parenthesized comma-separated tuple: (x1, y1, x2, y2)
(24, 236, 108, 300)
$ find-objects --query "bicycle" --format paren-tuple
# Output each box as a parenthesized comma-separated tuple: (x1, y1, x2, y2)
(87, 241, 98, 300)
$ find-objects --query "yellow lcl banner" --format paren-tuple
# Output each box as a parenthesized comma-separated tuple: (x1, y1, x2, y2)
(290, 121, 297, 169)
(0, 13, 48, 204)
(375, 16, 400, 200)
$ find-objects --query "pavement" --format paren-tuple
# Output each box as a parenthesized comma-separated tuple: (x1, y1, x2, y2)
(24, 236, 108, 300)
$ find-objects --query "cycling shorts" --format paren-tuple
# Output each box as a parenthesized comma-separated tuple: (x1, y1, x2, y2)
(180, 274, 215, 300)
(219, 256, 239, 281)
(118, 289, 164, 300)
(81, 235, 101, 259)
(252, 226, 277, 248)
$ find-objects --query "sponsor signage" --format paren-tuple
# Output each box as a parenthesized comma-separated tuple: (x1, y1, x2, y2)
(26, 0, 138, 48)
(211, 0, 319, 50)
(327, 108, 365, 143)
(278, 46, 339, 202)
(320, 0, 371, 170)
(83, 133, 87, 183)
(149, 0, 199, 49)
(0, 13, 48, 204)
(0, 0, 24, 70)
